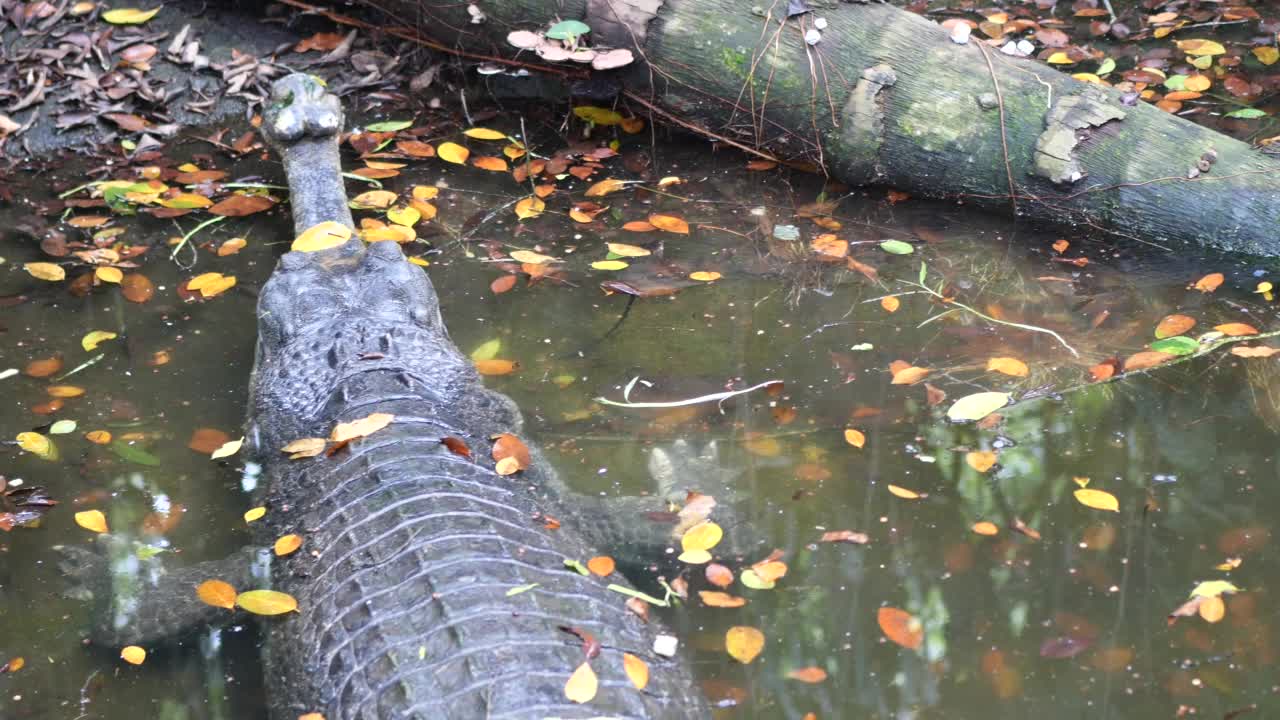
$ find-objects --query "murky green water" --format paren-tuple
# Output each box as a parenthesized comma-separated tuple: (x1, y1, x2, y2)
(2, 126, 1279, 720)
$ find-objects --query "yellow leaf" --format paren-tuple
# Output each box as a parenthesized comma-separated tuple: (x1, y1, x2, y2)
(725, 626, 765, 664)
(584, 178, 627, 197)
(1072, 73, 1103, 84)
(281, 437, 326, 459)
(330, 412, 395, 442)
(510, 249, 557, 264)
(463, 127, 507, 140)
(274, 534, 303, 556)
(292, 221, 352, 252)
(606, 242, 651, 257)
(966, 450, 997, 472)
(158, 193, 213, 209)
(987, 357, 1029, 377)
(196, 579, 238, 609)
(1184, 75, 1212, 92)
(350, 190, 398, 209)
(888, 485, 923, 500)
(95, 267, 124, 284)
(1190, 580, 1239, 598)
(75, 509, 109, 533)
(844, 428, 866, 448)
(16, 431, 57, 460)
(1074, 488, 1119, 512)
(187, 272, 236, 298)
(689, 271, 721, 282)
(946, 391, 1010, 422)
(972, 521, 1000, 536)
(1176, 38, 1226, 56)
(1253, 47, 1279, 66)
(46, 385, 86, 398)
(514, 196, 545, 220)
(649, 214, 690, 234)
(573, 106, 624, 125)
(80, 330, 118, 352)
(495, 456, 521, 475)
(564, 661, 598, 703)
(438, 142, 470, 164)
(120, 646, 146, 665)
(386, 205, 421, 227)
(1198, 594, 1225, 623)
(411, 185, 439, 201)
(881, 296, 900, 313)
(24, 262, 65, 282)
(235, 589, 299, 615)
(361, 225, 416, 244)
(244, 507, 267, 523)
(681, 521, 723, 553)
(678, 548, 712, 564)
(591, 260, 628, 270)
(1046, 52, 1073, 64)
(623, 653, 649, 690)
(85, 430, 112, 445)
(102, 7, 160, 24)
(210, 437, 243, 460)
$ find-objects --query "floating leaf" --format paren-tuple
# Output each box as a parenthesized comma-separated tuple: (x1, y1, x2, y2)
(210, 438, 243, 460)
(330, 413, 394, 442)
(966, 451, 997, 472)
(85, 430, 112, 445)
(1149, 336, 1198, 356)
(1190, 580, 1239, 598)
(946, 391, 1011, 422)
(878, 607, 923, 650)
(546, 19, 591, 40)
(606, 242, 650, 257)
(1074, 488, 1119, 512)
(16, 432, 57, 460)
(787, 667, 828, 683)
(649, 214, 690, 234)
(49, 420, 77, 435)
(1231, 346, 1280, 358)
(623, 653, 649, 690)
(208, 194, 273, 217)
(725, 626, 765, 664)
(987, 357, 1029, 377)
(365, 120, 412, 132)
(811, 234, 849, 258)
(689, 271, 721, 282)
(564, 661, 598, 703)
(514, 196, 545, 220)
(1123, 351, 1174, 371)
(739, 568, 775, 590)
(24, 356, 62, 378)
(819, 530, 869, 544)
(47, 384, 85, 398)
(491, 433, 531, 473)
(585, 178, 627, 197)
(888, 484, 923, 500)
(350, 190, 398, 210)
(120, 274, 155, 303)
(274, 534, 303, 556)
(292, 221, 352, 252)
(591, 260, 628, 271)
(244, 507, 267, 523)
(1199, 595, 1225, 623)
(890, 366, 931, 385)
(1155, 314, 1196, 338)
(236, 589, 298, 615)
(972, 521, 1000, 536)
(881, 296, 900, 313)
(102, 7, 160, 24)
(24, 262, 65, 282)
(1215, 322, 1259, 336)
(438, 142, 470, 165)
(463, 127, 506, 140)
(186, 272, 236, 298)
(573, 106, 624, 125)
(699, 591, 747, 608)
(681, 521, 723, 554)
(844, 428, 866, 448)
(879, 239, 914, 255)
(95, 267, 124, 283)
(475, 359, 519, 376)
(120, 646, 146, 665)
(470, 338, 502, 362)
(1176, 38, 1226, 56)
(111, 439, 159, 465)
(75, 509, 108, 533)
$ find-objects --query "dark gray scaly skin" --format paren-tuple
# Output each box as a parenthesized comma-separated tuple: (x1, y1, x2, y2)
(59, 74, 712, 719)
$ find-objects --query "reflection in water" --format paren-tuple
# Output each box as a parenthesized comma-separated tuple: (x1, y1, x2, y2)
(1, 131, 1278, 719)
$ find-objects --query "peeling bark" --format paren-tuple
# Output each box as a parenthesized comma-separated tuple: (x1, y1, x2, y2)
(1033, 90, 1126, 185)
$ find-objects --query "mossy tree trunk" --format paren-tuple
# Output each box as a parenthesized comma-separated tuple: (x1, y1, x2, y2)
(353, 0, 1280, 255)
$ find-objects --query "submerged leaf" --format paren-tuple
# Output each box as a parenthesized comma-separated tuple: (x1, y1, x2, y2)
(878, 607, 923, 650)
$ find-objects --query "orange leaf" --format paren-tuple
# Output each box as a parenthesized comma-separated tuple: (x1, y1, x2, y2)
(699, 591, 747, 608)
(725, 626, 765, 663)
(395, 139, 436, 157)
(844, 428, 866, 448)
(810, 234, 848, 258)
(888, 484, 925, 500)
(120, 274, 155, 303)
(120, 646, 146, 665)
(881, 296, 900, 313)
(585, 178, 627, 197)
(1193, 272, 1223, 292)
(623, 653, 649, 690)
(878, 607, 923, 650)
(440, 436, 472, 458)
(1154, 314, 1196, 338)
(622, 220, 656, 232)
(24, 356, 62, 378)
(1231, 345, 1280, 358)
(786, 667, 828, 683)
(1089, 362, 1117, 381)
(471, 155, 508, 172)
(475, 358, 519, 375)
(490, 275, 517, 294)
(819, 530, 869, 544)
(208, 194, 274, 217)
(196, 579, 238, 609)
(648, 214, 689, 234)
(274, 534, 303, 556)
(564, 661, 598, 703)
(1123, 351, 1174, 371)
(890, 365, 930, 385)
(586, 556, 615, 576)
(972, 521, 1000, 536)
(1052, 239, 1069, 253)
(437, 142, 470, 164)
(188, 427, 231, 454)
(705, 563, 734, 587)
(1215, 322, 1258, 336)
(987, 357, 1029, 377)
(1198, 594, 1225, 623)
(966, 450, 997, 472)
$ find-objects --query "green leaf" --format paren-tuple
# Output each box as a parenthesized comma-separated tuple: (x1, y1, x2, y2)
(506, 582, 540, 597)
(1225, 108, 1267, 119)
(1190, 580, 1240, 598)
(879, 239, 914, 255)
(365, 120, 413, 132)
(48, 420, 77, 435)
(545, 19, 591, 41)
(740, 568, 776, 590)
(918, 262, 927, 284)
(1149, 336, 1199, 356)
(470, 338, 502, 362)
(110, 440, 160, 466)
(1097, 57, 1115, 76)
(946, 391, 1011, 423)
(563, 558, 589, 576)
(606, 583, 669, 607)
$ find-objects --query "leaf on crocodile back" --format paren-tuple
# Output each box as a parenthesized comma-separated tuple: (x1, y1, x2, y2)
(587, 556, 615, 577)
(274, 534, 303, 556)
(490, 433, 531, 474)
(440, 436, 471, 458)
(623, 653, 649, 690)
(329, 413, 394, 443)
(292, 221, 351, 252)
(196, 579, 237, 610)
(281, 438, 326, 459)
(236, 589, 298, 616)
(564, 661, 598, 703)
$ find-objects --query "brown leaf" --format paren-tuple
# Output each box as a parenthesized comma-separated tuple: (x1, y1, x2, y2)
(1123, 351, 1174, 372)
(1154, 314, 1196, 338)
(188, 427, 230, 454)
(491, 433, 531, 472)
(819, 530, 869, 544)
(208, 194, 275, 217)
(440, 436, 472, 458)
(120, 274, 155, 303)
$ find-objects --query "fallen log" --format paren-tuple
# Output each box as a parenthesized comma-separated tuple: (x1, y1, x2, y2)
(333, 0, 1280, 255)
